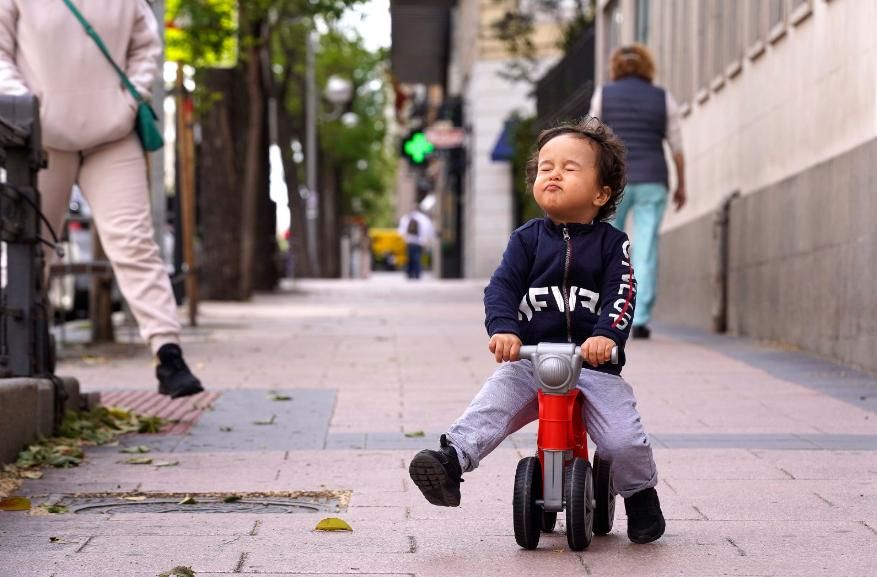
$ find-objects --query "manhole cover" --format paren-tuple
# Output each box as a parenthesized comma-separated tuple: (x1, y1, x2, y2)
(55, 492, 347, 514)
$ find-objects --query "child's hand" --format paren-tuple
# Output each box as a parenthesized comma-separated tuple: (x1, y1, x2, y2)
(580, 336, 616, 367)
(489, 333, 522, 363)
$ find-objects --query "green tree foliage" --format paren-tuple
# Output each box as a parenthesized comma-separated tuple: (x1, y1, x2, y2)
(316, 31, 395, 226)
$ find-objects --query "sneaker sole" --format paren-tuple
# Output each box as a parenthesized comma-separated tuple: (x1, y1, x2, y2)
(409, 452, 460, 507)
(159, 382, 205, 400)
(628, 518, 666, 544)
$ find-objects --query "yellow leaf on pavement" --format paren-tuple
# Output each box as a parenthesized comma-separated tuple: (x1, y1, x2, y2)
(0, 496, 31, 511)
(315, 517, 352, 532)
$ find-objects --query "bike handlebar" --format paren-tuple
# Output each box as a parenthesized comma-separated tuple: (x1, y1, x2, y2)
(519, 344, 619, 365)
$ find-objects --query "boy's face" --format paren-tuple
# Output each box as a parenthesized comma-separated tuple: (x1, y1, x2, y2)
(533, 134, 611, 224)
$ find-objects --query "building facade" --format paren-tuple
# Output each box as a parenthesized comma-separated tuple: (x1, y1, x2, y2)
(596, 0, 877, 373)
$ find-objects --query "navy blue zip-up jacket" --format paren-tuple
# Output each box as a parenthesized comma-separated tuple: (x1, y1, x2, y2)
(484, 218, 636, 375)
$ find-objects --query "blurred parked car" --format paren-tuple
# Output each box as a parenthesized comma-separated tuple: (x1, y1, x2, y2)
(368, 228, 407, 271)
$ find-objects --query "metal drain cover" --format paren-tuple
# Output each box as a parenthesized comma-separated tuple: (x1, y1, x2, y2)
(61, 494, 343, 515)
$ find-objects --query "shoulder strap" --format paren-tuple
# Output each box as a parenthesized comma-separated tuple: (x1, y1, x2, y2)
(61, 0, 143, 103)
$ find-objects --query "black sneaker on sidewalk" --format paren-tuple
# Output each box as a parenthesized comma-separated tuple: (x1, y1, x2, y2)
(409, 434, 464, 507)
(156, 344, 204, 399)
(625, 487, 666, 543)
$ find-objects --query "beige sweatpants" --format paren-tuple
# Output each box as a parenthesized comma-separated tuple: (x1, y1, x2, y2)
(40, 133, 180, 354)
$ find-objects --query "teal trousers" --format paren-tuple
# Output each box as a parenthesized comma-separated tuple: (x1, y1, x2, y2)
(612, 183, 668, 327)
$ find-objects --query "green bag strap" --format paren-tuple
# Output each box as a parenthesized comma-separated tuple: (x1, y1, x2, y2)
(61, 0, 145, 104)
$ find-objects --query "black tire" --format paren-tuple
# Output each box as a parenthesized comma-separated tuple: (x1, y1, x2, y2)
(593, 452, 615, 535)
(541, 511, 557, 532)
(565, 458, 595, 551)
(513, 456, 542, 549)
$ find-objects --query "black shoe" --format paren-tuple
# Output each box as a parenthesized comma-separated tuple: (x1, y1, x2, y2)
(625, 487, 666, 544)
(632, 325, 651, 339)
(156, 344, 204, 399)
(409, 434, 464, 507)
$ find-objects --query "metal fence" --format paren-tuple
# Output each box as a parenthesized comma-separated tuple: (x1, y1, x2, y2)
(0, 94, 54, 378)
(535, 25, 596, 128)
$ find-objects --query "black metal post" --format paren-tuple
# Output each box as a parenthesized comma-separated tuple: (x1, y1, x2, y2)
(0, 94, 51, 378)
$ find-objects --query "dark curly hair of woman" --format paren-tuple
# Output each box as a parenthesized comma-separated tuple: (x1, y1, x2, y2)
(525, 117, 627, 222)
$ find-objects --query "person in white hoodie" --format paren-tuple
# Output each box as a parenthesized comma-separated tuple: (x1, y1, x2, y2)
(0, 0, 202, 398)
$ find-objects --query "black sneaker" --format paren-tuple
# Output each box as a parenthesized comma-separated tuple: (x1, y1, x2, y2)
(156, 344, 204, 399)
(632, 325, 651, 339)
(409, 434, 464, 507)
(625, 487, 665, 544)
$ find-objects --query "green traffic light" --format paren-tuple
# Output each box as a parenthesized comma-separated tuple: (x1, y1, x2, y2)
(403, 132, 435, 164)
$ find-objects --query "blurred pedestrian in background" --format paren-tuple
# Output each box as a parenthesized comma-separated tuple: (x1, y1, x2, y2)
(589, 44, 686, 339)
(397, 205, 435, 280)
(0, 0, 203, 398)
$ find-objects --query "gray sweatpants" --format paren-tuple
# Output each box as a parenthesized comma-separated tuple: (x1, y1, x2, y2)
(446, 360, 657, 498)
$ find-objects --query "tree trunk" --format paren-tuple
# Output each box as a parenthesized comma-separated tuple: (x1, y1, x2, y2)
(276, 105, 310, 278)
(319, 158, 341, 278)
(238, 9, 267, 299)
(198, 69, 245, 300)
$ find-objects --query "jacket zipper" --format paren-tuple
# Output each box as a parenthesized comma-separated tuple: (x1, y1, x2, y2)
(562, 225, 572, 343)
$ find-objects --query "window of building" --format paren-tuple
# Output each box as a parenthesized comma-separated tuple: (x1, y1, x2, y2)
(635, 0, 649, 44)
(724, 0, 743, 77)
(790, 0, 814, 25)
(603, 0, 622, 80)
(768, 0, 787, 42)
(697, 0, 710, 98)
(747, 0, 767, 59)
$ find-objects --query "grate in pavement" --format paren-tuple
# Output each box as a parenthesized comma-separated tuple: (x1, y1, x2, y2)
(100, 390, 222, 434)
(60, 493, 345, 514)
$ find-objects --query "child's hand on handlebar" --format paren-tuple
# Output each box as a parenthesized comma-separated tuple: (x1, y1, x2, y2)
(489, 333, 522, 363)
(581, 336, 616, 367)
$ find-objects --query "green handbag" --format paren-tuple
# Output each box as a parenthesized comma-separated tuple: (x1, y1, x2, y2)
(62, 0, 164, 152)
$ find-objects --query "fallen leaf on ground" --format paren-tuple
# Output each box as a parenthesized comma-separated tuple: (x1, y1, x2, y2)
(40, 504, 68, 514)
(154, 460, 179, 468)
(0, 496, 30, 511)
(119, 445, 151, 454)
(122, 496, 147, 502)
(314, 517, 352, 532)
(404, 431, 425, 438)
(178, 495, 197, 505)
(158, 566, 196, 577)
(20, 471, 43, 480)
(223, 495, 241, 503)
(253, 415, 276, 425)
(122, 457, 153, 465)
(268, 393, 292, 401)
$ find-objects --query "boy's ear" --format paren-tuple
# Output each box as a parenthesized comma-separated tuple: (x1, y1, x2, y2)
(593, 185, 612, 207)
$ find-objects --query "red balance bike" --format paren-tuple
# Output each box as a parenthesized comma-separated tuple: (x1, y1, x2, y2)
(513, 343, 618, 551)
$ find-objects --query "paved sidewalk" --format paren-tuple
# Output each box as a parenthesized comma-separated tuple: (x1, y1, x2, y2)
(2, 274, 876, 576)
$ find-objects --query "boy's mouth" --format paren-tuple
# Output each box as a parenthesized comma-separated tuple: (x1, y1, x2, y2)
(545, 184, 562, 192)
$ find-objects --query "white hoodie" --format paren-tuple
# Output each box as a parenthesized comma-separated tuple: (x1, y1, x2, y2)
(0, 0, 161, 151)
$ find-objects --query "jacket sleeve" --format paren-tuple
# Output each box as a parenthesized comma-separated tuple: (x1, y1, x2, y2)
(484, 230, 532, 338)
(592, 234, 636, 346)
(0, 0, 28, 95)
(126, 0, 161, 99)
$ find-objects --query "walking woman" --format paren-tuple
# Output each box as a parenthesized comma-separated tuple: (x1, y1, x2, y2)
(589, 44, 687, 339)
(0, 0, 203, 397)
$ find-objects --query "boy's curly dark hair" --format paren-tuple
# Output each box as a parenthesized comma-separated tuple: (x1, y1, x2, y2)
(525, 116, 627, 222)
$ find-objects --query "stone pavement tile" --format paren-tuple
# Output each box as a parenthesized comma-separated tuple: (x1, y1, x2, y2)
(657, 449, 795, 480)
(0, 513, 257, 538)
(52, 534, 242, 573)
(669, 478, 877, 522)
(757, 450, 877, 480)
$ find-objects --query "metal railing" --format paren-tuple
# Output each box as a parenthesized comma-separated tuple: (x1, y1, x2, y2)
(0, 94, 54, 378)
(535, 25, 596, 128)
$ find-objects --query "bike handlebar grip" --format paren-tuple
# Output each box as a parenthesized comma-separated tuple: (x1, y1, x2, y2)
(519, 345, 537, 360)
(611, 346, 619, 365)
